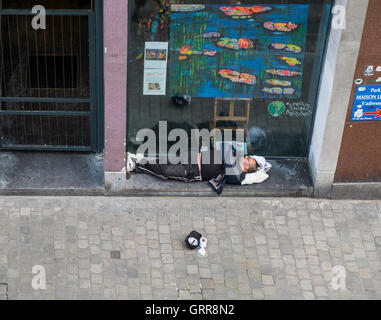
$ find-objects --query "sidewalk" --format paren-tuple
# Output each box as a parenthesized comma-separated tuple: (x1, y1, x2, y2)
(0, 152, 312, 197)
(0, 196, 380, 300)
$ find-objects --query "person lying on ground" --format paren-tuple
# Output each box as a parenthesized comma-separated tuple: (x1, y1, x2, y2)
(127, 142, 270, 194)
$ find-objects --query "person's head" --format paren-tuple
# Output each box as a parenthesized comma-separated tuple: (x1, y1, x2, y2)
(239, 156, 258, 173)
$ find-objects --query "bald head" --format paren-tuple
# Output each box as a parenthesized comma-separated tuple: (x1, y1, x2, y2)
(238, 156, 258, 173)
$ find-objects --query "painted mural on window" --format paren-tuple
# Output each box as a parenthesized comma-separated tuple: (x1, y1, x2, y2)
(169, 4, 309, 98)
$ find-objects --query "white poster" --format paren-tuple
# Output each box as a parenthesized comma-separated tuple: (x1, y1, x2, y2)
(144, 42, 168, 69)
(143, 69, 167, 96)
(143, 42, 168, 95)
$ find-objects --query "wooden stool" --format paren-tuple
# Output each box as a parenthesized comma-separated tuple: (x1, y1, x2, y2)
(213, 98, 251, 131)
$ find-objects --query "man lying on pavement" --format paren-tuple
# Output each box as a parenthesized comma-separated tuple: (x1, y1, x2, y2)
(127, 142, 272, 194)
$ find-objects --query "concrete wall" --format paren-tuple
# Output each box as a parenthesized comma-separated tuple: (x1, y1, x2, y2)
(309, 0, 369, 198)
(103, 0, 128, 191)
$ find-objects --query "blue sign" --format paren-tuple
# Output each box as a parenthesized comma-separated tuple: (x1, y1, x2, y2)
(351, 85, 381, 121)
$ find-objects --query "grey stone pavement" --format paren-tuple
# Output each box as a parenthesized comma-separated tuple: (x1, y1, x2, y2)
(0, 196, 381, 300)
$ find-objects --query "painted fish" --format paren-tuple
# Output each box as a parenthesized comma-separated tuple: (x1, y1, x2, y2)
(171, 4, 205, 12)
(279, 56, 302, 66)
(270, 43, 302, 53)
(264, 22, 298, 32)
(217, 37, 254, 50)
(263, 87, 296, 95)
(266, 69, 301, 77)
(220, 6, 272, 19)
(266, 79, 292, 87)
(201, 32, 221, 38)
(219, 69, 256, 85)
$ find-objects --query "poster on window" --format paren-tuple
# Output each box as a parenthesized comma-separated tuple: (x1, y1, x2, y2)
(143, 69, 167, 95)
(144, 42, 168, 69)
(143, 42, 168, 95)
(169, 4, 309, 98)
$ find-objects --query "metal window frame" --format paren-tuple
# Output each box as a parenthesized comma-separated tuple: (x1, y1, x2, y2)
(0, 2, 104, 152)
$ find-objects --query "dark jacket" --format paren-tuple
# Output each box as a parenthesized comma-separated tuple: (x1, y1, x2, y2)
(208, 142, 245, 194)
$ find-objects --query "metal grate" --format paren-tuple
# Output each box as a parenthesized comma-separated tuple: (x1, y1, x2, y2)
(0, 10, 96, 151)
(0, 15, 90, 98)
(1, 114, 90, 147)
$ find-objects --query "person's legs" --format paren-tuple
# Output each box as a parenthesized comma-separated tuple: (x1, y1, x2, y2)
(136, 157, 201, 182)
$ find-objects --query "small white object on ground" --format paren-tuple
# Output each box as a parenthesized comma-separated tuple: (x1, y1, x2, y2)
(198, 237, 207, 256)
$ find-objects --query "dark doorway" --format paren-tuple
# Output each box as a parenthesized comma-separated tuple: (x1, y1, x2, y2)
(0, 0, 103, 151)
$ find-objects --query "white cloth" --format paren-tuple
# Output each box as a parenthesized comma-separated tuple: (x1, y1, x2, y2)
(241, 156, 272, 185)
(251, 155, 272, 173)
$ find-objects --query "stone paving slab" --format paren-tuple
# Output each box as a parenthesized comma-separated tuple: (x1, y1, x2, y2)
(0, 196, 380, 300)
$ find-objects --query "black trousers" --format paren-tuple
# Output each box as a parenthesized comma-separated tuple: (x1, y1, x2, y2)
(136, 154, 201, 183)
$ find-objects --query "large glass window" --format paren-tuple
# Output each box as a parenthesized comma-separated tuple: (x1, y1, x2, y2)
(127, 0, 333, 157)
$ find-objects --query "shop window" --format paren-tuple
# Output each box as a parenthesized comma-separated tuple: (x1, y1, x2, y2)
(127, 0, 333, 158)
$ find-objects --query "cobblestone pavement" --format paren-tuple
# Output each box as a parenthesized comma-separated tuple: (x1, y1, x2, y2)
(0, 196, 381, 300)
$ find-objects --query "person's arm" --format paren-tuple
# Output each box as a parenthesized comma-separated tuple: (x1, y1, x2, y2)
(197, 152, 202, 181)
(222, 142, 236, 166)
(222, 142, 245, 185)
